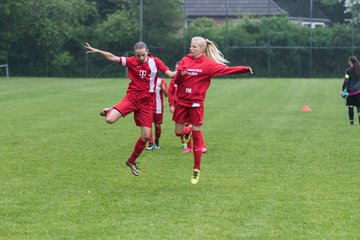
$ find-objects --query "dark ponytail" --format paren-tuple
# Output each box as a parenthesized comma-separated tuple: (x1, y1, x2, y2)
(349, 56, 360, 78)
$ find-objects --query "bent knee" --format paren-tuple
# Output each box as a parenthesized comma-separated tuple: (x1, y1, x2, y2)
(105, 117, 116, 124)
(142, 135, 151, 142)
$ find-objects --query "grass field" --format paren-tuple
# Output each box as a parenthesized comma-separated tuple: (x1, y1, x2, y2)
(1, 77, 360, 239)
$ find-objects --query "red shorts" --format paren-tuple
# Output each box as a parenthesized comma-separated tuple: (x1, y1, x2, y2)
(172, 104, 204, 126)
(113, 94, 152, 127)
(152, 113, 163, 124)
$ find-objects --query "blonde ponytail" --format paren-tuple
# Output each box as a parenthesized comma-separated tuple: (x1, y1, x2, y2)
(204, 38, 229, 64)
(191, 36, 229, 64)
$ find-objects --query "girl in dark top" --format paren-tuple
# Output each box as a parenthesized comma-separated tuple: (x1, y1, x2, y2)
(341, 56, 360, 125)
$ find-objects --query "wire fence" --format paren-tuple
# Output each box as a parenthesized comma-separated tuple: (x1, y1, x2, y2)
(86, 0, 359, 78)
(5, 0, 359, 78)
(181, 0, 359, 78)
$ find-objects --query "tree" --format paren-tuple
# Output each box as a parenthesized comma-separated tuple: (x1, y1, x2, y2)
(340, 0, 360, 23)
(10, 0, 97, 76)
(186, 17, 221, 42)
(91, 0, 131, 18)
(130, 0, 183, 46)
(0, 0, 25, 62)
(144, 0, 183, 45)
(314, 0, 349, 23)
(94, 9, 139, 53)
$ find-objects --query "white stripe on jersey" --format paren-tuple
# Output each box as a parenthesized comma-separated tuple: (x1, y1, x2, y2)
(148, 57, 157, 93)
(155, 78, 162, 114)
(120, 57, 126, 66)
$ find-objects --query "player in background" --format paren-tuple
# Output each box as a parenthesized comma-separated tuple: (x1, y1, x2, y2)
(84, 42, 175, 176)
(173, 36, 253, 184)
(146, 77, 168, 150)
(341, 56, 360, 125)
(168, 62, 207, 153)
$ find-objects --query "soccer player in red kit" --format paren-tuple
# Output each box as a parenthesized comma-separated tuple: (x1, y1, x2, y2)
(169, 69, 207, 154)
(84, 42, 175, 176)
(169, 62, 191, 151)
(146, 77, 168, 150)
(173, 36, 253, 184)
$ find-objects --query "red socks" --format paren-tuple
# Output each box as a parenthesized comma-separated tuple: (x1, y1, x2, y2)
(192, 130, 203, 170)
(183, 125, 191, 135)
(187, 138, 192, 149)
(128, 137, 147, 163)
(155, 126, 161, 141)
(148, 126, 161, 145)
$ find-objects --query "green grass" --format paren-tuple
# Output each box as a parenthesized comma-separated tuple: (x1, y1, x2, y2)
(1, 77, 360, 239)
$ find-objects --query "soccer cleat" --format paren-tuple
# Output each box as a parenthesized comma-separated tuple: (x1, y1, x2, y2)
(183, 148, 192, 154)
(183, 132, 192, 144)
(350, 120, 354, 126)
(100, 107, 112, 116)
(202, 147, 208, 153)
(154, 144, 160, 149)
(191, 169, 200, 184)
(126, 161, 140, 176)
(146, 144, 154, 150)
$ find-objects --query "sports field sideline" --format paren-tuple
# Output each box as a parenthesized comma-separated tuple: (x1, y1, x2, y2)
(1, 77, 359, 239)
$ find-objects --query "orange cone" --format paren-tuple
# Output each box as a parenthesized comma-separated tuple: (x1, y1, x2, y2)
(302, 105, 312, 112)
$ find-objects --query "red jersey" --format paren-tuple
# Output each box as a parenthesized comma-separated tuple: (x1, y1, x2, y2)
(119, 55, 169, 98)
(168, 77, 178, 107)
(152, 78, 168, 114)
(174, 54, 251, 107)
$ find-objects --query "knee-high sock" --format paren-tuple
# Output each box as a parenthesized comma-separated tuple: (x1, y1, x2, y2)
(183, 126, 191, 135)
(187, 138, 192, 149)
(192, 130, 203, 170)
(129, 137, 147, 163)
(349, 106, 354, 121)
(155, 126, 161, 141)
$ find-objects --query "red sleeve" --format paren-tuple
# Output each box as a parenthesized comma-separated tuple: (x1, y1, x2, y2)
(119, 56, 131, 67)
(155, 57, 169, 73)
(210, 62, 251, 77)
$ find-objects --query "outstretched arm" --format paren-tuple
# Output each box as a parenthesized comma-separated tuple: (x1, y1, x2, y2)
(84, 42, 120, 63)
(211, 64, 253, 77)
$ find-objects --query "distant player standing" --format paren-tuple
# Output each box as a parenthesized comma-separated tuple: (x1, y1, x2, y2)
(84, 42, 175, 176)
(146, 77, 168, 150)
(173, 36, 253, 184)
(341, 56, 360, 125)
